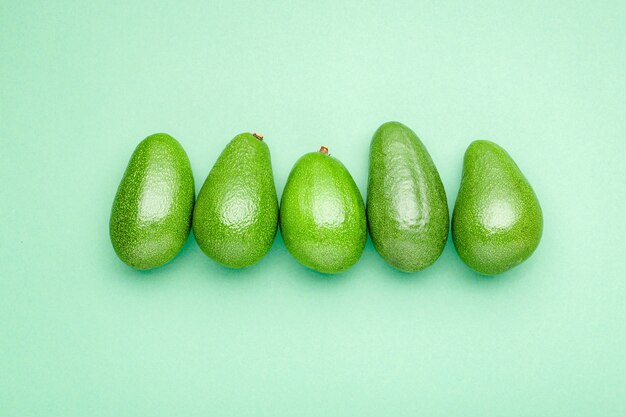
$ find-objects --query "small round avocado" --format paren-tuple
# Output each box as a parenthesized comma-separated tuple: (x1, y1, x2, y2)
(110, 133, 195, 270)
(280, 147, 367, 274)
(452, 140, 543, 275)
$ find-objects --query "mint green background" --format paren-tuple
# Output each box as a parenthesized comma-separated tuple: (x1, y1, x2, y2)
(2, 1, 625, 415)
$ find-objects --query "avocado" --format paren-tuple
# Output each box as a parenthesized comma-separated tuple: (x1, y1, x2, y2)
(366, 121, 449, 272)
(192, 132, 278, 268)
(109, 133, 195, 270)
(280, 146, 366, 274)
(452, 140, 543, 275)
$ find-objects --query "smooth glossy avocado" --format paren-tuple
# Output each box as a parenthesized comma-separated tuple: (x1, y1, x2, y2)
(192, 132, 278, 268)
(452, 140, 543, 275)
(110, 133, 195, 270)
(367, 121, 449, 272)
(280, 146, 367, 274)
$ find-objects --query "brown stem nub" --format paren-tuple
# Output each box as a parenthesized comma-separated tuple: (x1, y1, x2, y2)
(319, 146, 329, 154)
(253, 133, 264, 141)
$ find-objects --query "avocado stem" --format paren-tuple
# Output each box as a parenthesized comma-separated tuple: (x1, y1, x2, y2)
(319, 146, 329, 154)
(253, 133, 264, 141)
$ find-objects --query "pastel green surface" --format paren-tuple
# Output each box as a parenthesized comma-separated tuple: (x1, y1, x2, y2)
(1, 1, 625, 416)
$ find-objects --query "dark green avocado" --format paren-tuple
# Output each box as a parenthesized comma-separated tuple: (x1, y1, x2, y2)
(110, 133, 195, 270)
(452, 140, 543, 275)
(280, 146, 367, 274)
(192, 132, 278, 268)
(366, 121, 449, 272)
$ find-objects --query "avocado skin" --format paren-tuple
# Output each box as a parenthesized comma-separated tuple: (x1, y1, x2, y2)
(192, 133, 278, 268)
(452, 140, 543, 275)
(366, 121, 449, 272)
(110, 133, 195, 270)
(280, 150, 366, 274)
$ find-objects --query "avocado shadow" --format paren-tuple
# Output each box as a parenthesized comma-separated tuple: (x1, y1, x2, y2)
(190, 228, 283, 282)
(269, 231, 358, 286)
(153, 234, 198, 278)
(299, 262, 357, 285)
(195, 248, 264, 282)
(362, 235, 439, 284)
(449, 239, 527, 287)
(108, 239, 192, 286)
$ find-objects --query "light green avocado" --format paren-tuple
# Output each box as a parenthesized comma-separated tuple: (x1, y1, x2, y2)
(452, 140, 543, 275)
(280, 147, 366, 274)
(367, 121, 449, 272)
(192, 132, 278, 268)
(110, 133, 195, 270)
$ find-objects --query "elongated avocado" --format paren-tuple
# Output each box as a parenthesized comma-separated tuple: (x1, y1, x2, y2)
(110, 133, 195, 270)
(367, 121, 449, 272)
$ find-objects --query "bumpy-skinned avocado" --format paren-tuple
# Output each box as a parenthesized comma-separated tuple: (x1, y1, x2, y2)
(452, 140, 543, 275)
(280, 147, 366, 274)
(192, 132, 278, 268)
(366, 122, 449, 272)
(110, 133, 195, 270)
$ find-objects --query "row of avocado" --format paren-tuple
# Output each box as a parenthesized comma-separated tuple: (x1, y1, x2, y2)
(110, 122, 543, 275)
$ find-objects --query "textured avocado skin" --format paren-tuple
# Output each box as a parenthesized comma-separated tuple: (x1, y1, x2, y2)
(192, 133, 278, 268)
(452, 140, 543, 275)
(110, 133, 195, 270)
(280, 150, 367, 274)
(367, 122, 449, 272)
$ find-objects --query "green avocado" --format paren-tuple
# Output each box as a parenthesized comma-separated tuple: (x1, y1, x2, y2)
(452, 140, 543, 275)
(280, 147, 366, 274)
(192, 132, 278, 268)
(109, 133, 195, 270)
(366, 121, 449, 272)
